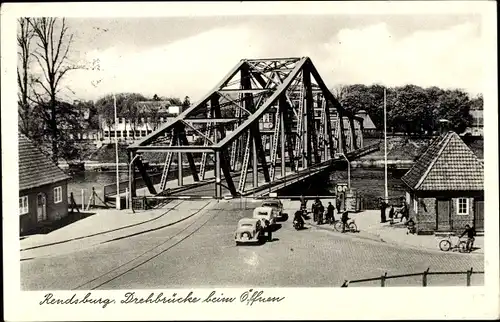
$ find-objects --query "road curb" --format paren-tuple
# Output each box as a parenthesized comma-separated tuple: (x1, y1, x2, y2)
(20, 201, 215, 262)
(308, 222, 484, 256)
(308, 222, 386, 244)
(21, 200, 182, 251)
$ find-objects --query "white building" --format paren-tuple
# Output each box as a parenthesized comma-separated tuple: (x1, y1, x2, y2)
(100, 101, 181, 143)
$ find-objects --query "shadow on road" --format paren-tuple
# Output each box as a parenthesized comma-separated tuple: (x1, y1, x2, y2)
(269, 224, 282, 232)
(21, 211, 96, 237)
(277, 213, 289, 222)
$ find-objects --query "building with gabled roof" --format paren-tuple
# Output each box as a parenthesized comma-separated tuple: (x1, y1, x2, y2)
(401, 131, 484, 234)
(18, 133, 71, 235)
(355, 110, 377, 131)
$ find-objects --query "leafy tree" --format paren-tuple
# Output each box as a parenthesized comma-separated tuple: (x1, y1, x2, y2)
(470, 94, 483, 110)
(435, 89, 473, 134)
(95, 93, 147, 139)
(388, 85, 433, 135)
(182, 96, 191, 112)
(336, 84, 476, 136)
(167, 97, 182, 106)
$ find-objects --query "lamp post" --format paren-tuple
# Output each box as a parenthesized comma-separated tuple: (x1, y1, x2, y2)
(114, 93, 120, 210)
(341, 153, 351, 190)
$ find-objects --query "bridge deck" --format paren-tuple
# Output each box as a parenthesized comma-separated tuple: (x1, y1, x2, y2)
(108, 143, 379, 200)
(109, 164, 329, 199)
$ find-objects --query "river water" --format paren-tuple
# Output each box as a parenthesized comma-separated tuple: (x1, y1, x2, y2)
(68, 167, 407, 209)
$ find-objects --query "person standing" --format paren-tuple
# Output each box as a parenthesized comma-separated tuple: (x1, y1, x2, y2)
(336, 197, 342, 218)
(300, 195, 307, 211)
(312, 199, 318, 222)
(327, 202, 335, 225)
(317, 200, 325, 225)
(341, 210, 349, 233)
(388, 205, 395, 224)
(380, 199, 387, 223)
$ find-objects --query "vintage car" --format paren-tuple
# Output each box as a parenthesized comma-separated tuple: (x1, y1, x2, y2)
(235, 218, 263, 245)
(260, 199, 284, 219)
(252, 206, 276, 227)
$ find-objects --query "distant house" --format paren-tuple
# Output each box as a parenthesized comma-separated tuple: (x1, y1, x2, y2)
(19, 133, 70, 235)
(355, 110, 377, 133)
(401, 131, 484, 235)
(463, 109, 483, 137)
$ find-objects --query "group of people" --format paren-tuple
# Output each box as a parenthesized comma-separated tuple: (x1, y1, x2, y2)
(380, 198, 410, 225)
(294, 196, 351, 232)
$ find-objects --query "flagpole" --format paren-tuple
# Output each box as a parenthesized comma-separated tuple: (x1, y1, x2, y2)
(114, 93, 121, 210)
(384, 88, 388, 202)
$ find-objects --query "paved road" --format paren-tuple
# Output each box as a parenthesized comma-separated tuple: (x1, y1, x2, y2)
(21, 201, 483, 290)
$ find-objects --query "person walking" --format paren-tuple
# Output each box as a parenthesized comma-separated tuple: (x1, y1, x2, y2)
(327, 202, 335, 225)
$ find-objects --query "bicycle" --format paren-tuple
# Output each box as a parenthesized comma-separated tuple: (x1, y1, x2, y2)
(334, 219, 357, 233)
(438, 234, 468, 252)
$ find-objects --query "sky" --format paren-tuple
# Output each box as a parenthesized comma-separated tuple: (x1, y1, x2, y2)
(41, 14, 483, 103)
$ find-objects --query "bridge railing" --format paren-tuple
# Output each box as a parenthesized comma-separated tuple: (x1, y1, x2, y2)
(341, 267, 484, 287)
(103, 173, 163, 197)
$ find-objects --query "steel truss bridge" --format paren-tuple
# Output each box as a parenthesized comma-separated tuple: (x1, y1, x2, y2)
(126, 57, 377, 199)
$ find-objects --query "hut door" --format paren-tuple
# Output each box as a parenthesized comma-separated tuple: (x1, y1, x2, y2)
(37, 193, 47, 222)
(436, 199, 451, 231)
(474, 199, 484, 231)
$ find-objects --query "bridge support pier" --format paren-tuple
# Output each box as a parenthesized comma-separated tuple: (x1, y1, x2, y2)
(178, 152, 183, 186)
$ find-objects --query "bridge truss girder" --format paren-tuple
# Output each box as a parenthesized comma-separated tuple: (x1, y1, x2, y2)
(127, 57, 364, 198)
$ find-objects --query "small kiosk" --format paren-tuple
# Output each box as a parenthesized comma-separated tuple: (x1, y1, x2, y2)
(336, 183, 361, 212)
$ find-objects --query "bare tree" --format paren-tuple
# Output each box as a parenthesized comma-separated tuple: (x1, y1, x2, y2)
(331, 84, 349, 104)
(17, 18, 36, 137)
(29, 18, 83, 164)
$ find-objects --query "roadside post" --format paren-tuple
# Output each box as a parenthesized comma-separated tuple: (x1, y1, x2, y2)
(81, 189, 85, 211)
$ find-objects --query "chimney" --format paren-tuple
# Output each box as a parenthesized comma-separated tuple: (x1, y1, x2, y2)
(439, 119, 451, 135)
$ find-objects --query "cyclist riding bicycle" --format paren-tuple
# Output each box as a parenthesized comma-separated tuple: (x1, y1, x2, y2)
(459, 224, 476, 252)
(293, 210, 305, 227)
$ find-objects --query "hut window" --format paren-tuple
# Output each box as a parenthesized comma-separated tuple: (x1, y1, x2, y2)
(19, 196, 29, 215)
(54, 186, 63, 204)
(457, 198, 469, 215)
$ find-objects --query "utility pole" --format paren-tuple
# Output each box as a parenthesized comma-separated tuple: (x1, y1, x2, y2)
(384, 88, 388, 202)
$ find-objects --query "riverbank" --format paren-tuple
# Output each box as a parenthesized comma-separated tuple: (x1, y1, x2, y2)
(61, 136, 482, 171)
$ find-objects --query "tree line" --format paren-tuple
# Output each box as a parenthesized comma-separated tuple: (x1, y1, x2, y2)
(332, 84, 483, 135)
(18, 19, 482, 163)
